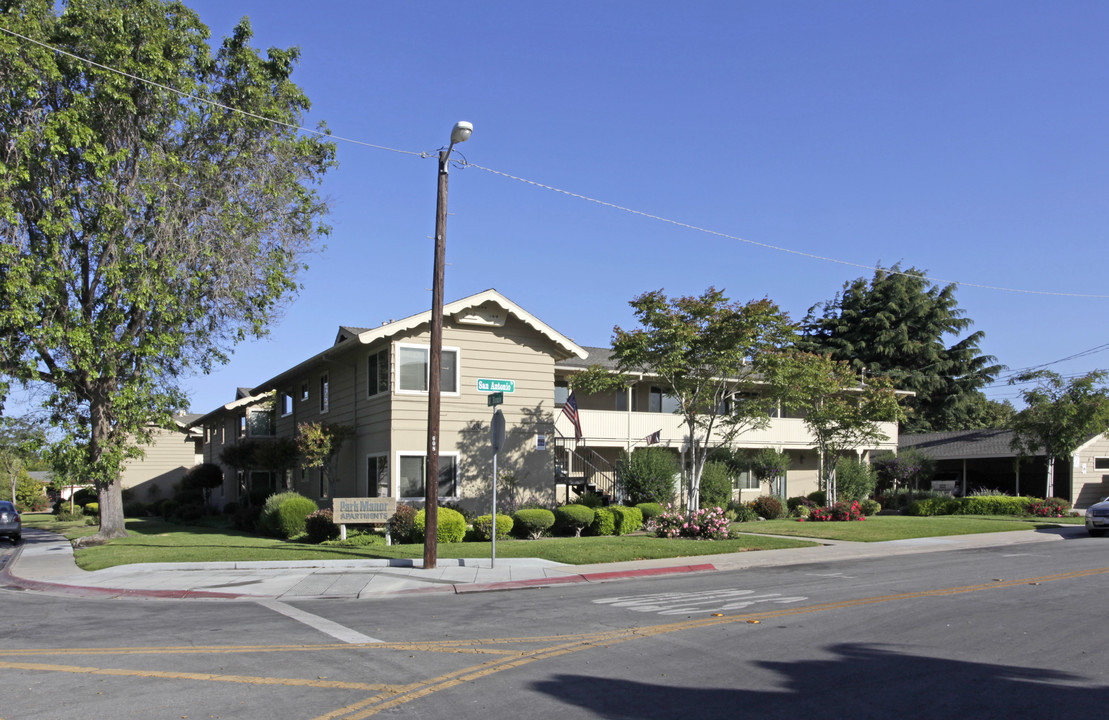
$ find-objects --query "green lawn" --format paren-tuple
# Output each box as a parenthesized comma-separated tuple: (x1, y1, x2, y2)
(21, 515, 817, 571)
(19, 511, 1079, 571)
(739, 514, 1080, 542)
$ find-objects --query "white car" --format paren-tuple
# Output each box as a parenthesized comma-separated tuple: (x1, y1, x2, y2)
(1085, 498, 1109, 537)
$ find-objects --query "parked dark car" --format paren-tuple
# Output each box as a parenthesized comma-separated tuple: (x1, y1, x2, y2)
(0, 500, 21, 544)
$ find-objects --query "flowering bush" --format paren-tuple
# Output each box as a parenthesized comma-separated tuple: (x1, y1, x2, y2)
(1028, 497, 1071, 518)
(650, 504, 733, 540)
(804, 500, 866, 522)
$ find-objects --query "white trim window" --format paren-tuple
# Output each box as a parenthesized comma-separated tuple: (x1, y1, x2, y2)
(1095, 457, 1109, 470)
(366, 454, 389, 497)
(367, 349, 389, 397)
(396, 452, 459, 500)
(320, 373, 330, 413)
(396, 343, 460, 395)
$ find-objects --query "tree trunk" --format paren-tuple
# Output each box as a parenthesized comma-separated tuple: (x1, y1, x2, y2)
(1045, 455, 1055, 499)
(90, 388, 128, 539)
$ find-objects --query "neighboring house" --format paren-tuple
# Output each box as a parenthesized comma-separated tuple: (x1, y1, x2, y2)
(193, 290, 901, 512)
(119, 413, 204, 501)
(899, 429, 1109, 508)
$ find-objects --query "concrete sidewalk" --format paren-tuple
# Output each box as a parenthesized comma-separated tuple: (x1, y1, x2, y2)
(0, 525, 1086, 601)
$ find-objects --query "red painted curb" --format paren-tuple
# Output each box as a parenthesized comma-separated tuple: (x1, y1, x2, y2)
(580, 564, 716, 581)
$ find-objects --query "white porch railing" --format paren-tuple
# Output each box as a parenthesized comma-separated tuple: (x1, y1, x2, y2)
(554, 409, 898, 451)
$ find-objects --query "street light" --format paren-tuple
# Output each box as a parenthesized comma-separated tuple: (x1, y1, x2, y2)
(425, 121, 472, 571)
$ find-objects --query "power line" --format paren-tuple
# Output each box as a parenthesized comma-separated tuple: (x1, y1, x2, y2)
(7, 24, 1109, 300)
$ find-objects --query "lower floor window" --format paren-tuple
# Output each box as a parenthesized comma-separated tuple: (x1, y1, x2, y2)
(367, 455, 389, 497)
(398, 453, 458, 500)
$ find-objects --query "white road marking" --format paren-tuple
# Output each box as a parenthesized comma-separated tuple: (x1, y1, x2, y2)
(256, 599, 381, 644)
(593, 589, 807, 615)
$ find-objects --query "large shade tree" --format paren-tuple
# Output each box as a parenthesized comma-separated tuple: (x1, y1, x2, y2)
(1009, 370, 1109, 498)
(609, 288, 796, 512)
(0, 0, 335, 539)
(799, 265, 1001, 433)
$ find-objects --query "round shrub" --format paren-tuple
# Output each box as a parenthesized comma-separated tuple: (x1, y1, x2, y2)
(586, 506, 615, 536)
(513, 508, 556, 539)
(122, 501, 148, 518)
(53, 506, 84, 522)
(1028, 497, 1070, 518)
(554, 504, 595, 537)
(259, 491, 319, 539)
(835, 457, 877, 503)
(727, 500, 758, 523)
(414, 507, 467, 543)
(791, 504, 811, 519)
(174, 503, 206, 522)
(82, 502, 100, 516)
(636, 502, 663, 521)
(609, 505, 643, 535)
(159, 499, 179, 520)
(304, 509, 340, 543)
(858, 498, 881, 516)
(786, 496, 815, 512)
(807, 490, 827, 506)
(388, 503, 419, 543)
(698, 461, 732, 508)
(750, 496, 784, 520)
(471, 513, 514, 541)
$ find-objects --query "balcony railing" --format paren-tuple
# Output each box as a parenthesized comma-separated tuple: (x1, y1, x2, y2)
(554, 409, 898, 450)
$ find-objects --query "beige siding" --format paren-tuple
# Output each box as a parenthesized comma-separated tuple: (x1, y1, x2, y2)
(121, 428, 200, 502)
(1072, 435, 1109, 509)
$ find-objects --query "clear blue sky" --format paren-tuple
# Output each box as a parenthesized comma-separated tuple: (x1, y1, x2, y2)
(180, 0, 1109, 415)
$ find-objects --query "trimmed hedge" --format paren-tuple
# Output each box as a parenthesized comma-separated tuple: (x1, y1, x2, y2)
(414, 507, 467, 543)
(905, 495, 1032, 517)
(587, 506, 615, 536)
(609, 505, 643, 535)
(472, 513, 514, 541)
(635, 502, 663, 521)
(513, 508, 556, 539)
(305, 509, 340, 543)
(554, 504, 595, 537)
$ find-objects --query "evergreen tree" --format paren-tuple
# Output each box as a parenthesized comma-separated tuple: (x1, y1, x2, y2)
(799, 265, 1002, 434)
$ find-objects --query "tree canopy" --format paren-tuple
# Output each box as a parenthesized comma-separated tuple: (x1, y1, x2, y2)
(1009, 370, 1109, 498)
(0, 0, 335, 538)
(798, 265, 1001, 434)
(610, 288, 795, 511)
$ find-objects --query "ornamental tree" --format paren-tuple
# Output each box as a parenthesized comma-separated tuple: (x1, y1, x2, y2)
(0, 0, 335, 539)
(769, 351, 904, 503)
(1009, 370, 1109, 498)
(611, 288, 796, 512)
(296, 422, 353, 498)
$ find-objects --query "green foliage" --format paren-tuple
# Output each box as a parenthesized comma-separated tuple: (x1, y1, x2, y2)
(610, 288, 796, 511)
(787, 496, 816, 512)
(750, 495, 784, 520)
(871, 448, 936, 492)
(183, 463, 224, 508)
(388, 504, 419, 543)
(834, 457, 877, 502)
(0, 0, 335, 538)
(83, 502, 100, 516)
(512, 508, 556, 539)
(904, 497, 962, 516)
(698, 461, 732, 509)
(304, 509, 340, 543)
(577, 492, 605, 509)
(808, 491, 827, 506)
(414, 507, 467, 544)
(53, 507, 85, 522)
(798, 264, 1001, 433)
(472, 514, 514, 541)
(858, 499, 882, 516)
(954, 496, 1031, 516)
(259, 492, 318, 539)
(748, 448, 791, 493)
(296, 422, 353, 498)
(554, 504, 595, 537)
(73, 488, 98, 507)
(1028, 497, 1071, 518)
(13, 469, 46, 509)
(587, 506, 616, 537)
(616, 447, 678, 505)
(727, 500, 758, 522)
(609, 506, 644, 535)
(636, 502, 663, 521)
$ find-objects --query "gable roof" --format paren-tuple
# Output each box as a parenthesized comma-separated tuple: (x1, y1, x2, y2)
(248, 289, 587, 395)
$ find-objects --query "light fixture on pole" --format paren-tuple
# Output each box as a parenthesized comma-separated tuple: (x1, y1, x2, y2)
(424, 121, 472, 571)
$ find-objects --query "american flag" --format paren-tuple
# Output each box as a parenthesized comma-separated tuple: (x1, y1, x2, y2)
(562, 392, 582, 441)
(646, 429, 662, 445)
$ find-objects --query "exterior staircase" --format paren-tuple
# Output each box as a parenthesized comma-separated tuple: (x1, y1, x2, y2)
(552, 435, 618, 504)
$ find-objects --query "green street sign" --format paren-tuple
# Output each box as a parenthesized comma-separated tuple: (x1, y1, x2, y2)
(487, 391, 504, 407)
(477, 378, 515, 393)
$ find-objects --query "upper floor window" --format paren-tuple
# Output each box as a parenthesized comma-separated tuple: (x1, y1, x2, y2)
(280, 392, 293, 417)
(397, 344, 459, 394)
(649, 386, 680, 414)
(320, 373, 330, 413)
(368, 349, 389, 397)
(300, 382, 309, 402)
(554, 382, 569, 406)
(247, 408, 275, 437)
